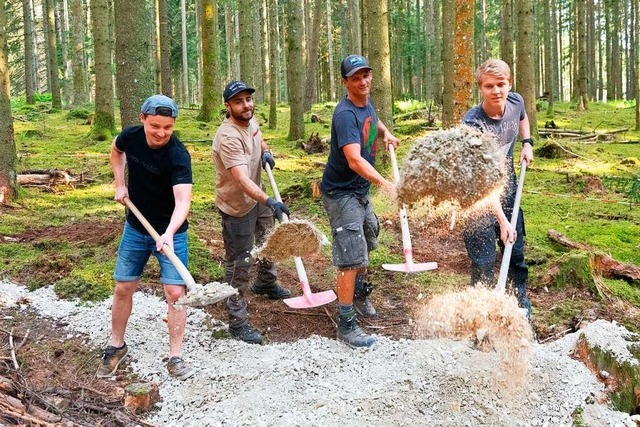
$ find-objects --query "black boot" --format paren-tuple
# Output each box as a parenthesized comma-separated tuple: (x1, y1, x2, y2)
(354, 277, 377, 318)
(229, 324, 264, 344)
(250, 283, 291, 300)
(337, 313, 376, 348)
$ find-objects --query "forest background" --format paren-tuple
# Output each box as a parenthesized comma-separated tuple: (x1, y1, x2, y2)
(0, 0, 640, 338)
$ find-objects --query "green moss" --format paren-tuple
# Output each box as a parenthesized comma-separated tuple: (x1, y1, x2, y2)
(549, 252, 594, 291)
(571, 406, 586, 427)
(54, 266, 114, 301)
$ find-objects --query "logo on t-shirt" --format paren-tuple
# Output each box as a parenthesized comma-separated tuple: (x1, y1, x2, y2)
(362, 116, 378, 158)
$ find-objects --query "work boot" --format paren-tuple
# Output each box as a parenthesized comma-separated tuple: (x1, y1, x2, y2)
(337, 316, 376, 349)
(517, 294, 532, 319)
(96, 343, 128, 378)
(167, 356, 196, 380)
(354, 280, 377, 318)
(229, 324, 264, 344)
(250, 283, 291, 300)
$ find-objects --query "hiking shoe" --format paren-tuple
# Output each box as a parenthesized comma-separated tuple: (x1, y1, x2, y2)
(250, 283, 291, 300)
(229, 324, 264, 344)
(354, 295, 377, 318)
(337, 317, 376, 349)
(96, 343, 128, 378)
(167, 356, 196, 380)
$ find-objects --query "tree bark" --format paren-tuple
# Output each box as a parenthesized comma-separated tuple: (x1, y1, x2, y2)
(70, 0, 88, 105)
(260, 0, 269, 104)
(22, 0, 37, 104)
(286, 0, 304, 140)
(45, 0, 62, 109)
(252, 0, 263, 102)
(543, 0, 554, 116)
(0, 2, 17, 203)
(516, 0, 538, 137)
(197, 0, 220, 122)
(451, 0, 474, 125)
(431, 0, 442, 105)
(348, 0, 361, 54)
(267, 0, 278, 129)
(500, 0, 514, 72)
(365, 0, 393, 130)
(441, 0, 455, 127)
(90, 0, 115, 139)
(114, 0, 154, 129)
(157, 0, 171, 96)
(239, 0, 254, 84)
(575, 0, 588, 111)
(180, 0, 189, 103)
(326, 0, 335, 101)
(303, 0, 323, 111)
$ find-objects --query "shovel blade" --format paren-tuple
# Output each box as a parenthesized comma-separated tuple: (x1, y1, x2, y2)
(175, 283, 238, 307)
(283, 290, 337, 309)
(382, 262, 438, 273)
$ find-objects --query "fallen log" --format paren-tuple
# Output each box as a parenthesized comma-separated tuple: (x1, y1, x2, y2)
(17, 169, 77, 186)
(548, 229, 640, 282)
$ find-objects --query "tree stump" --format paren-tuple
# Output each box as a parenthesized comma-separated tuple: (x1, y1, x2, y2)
(124, 382, 160, 413)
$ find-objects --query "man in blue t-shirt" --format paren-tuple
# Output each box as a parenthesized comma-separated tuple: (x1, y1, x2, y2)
(321, 55, 398, 348)
(462, 59, 534, 318)
(97, 95, 195, 380)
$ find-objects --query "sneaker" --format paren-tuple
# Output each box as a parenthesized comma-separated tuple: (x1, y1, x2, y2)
(250, 283, 291, 300)
(96, 343, 128, 378)
(229, 324, 264, 344)
(354, 280, 377, 317)
(337, 317, 376, 349)
(167, 356, 196, 380)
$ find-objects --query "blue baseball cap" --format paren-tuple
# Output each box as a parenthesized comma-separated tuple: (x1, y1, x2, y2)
(341, 55, 372, 78)
(223, 80, 255, 102)
(140, 95, 179, 118)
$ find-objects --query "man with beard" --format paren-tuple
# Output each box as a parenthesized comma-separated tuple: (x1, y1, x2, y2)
(212, 81, 291, 344)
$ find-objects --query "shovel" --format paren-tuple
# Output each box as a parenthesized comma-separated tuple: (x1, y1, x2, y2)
(382, 145, 438, 273)
(496, 159, 527, 293)
(264, 164, 337, 309)
(122, 197, 237, 307)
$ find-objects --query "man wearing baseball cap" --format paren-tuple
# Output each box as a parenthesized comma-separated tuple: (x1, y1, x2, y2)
(212, 81, 291, 344)
(98, 94, 196, 380)
(320, 55, 399, 348)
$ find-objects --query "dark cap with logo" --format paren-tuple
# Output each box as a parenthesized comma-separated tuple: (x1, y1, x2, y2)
(223, 80, 256, 102)
(340, 55, 373, 78)
(140, 94, 179, 118)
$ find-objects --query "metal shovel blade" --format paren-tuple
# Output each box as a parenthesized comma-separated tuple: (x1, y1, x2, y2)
(382, 261, 438, 273)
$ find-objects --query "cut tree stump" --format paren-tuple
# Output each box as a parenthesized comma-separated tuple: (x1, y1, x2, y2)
(548, 229, 640, 283)
(124, 382, 160, 413)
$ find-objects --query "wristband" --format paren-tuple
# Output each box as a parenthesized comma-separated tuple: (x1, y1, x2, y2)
(522, 138, 533, 147)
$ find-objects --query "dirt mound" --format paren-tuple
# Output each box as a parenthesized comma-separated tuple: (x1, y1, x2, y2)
(397, 125, 508, 209)
(253, 219, 324, 262)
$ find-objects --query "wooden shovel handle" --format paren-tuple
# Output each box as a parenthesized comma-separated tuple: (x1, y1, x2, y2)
(122, 197, 196, 289)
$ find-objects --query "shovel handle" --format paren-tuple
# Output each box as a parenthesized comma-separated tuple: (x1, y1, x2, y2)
(122, 197, 197, 290)
(264, 164, 290, 222)
(496, 159, 527, 293)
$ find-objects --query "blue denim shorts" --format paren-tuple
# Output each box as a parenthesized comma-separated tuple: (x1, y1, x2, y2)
(322, 193, 379, 269)
(113, 222, 188, 285)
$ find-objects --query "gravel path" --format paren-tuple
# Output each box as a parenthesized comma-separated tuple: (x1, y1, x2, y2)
(1, 282, 635, 426)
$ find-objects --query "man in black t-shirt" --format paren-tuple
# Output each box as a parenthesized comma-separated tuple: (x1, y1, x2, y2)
(96, 95, 195, 380)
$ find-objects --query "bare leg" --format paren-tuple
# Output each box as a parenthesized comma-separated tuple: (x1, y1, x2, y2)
(336, 268, 364, 304)
(110, 281, 138, 347)
(164, 285, 187, 358)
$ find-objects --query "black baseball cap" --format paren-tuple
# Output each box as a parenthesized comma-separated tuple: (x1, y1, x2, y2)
(223, 80, 255, 102)
(341, 55, 372, 78)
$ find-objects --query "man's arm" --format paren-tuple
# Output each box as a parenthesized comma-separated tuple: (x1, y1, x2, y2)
(491, 198, 516, 244)
(156, 183, 192, 252)
(110, 137, 128, 204)
(342, 143, 396, 199)
(377, 119, 399, 149)
(519, 114, 534, 166)
(228, 165, 289, 221)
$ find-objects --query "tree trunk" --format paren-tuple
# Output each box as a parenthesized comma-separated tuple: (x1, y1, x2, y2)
(543, 0, 554, 116)
(500, 0, 514, 72)
(157, 0, 171, 96)
(90, 0, 115, 139)
(286, 0, 304, 140)
(628, 0, 637, 101)
(424, 0, 433, 100)
(431, 0, 442, 105)
(441, 0, 455, 127)
(303, 0, 322, 111)
(326, 0, 335, 101)
(239, 0, 254, 84)
(70, 0, 88, 105)
(451, 0, 473, 124)
(267, 0, 278, 129)
(611, 0, 622, 99)
(575, 0, 588, 111)
(58, 0, 72, 105)
(197, 0, 220, 122)
(252, 1, 263, 102)
(348, 0, 361, 54)
(114, 0, 154, 129)
(516, 0, 538, 137)
(22, 0, 37, 104)
(45, 0, 62, 109)
(0, 2, 17, 203)
(635, 0, 640, 130)
(180, 0, 189, 103)
(260, 0, 269, 105)
(364, 0, 393, 129)
(551, 0, 560, 101)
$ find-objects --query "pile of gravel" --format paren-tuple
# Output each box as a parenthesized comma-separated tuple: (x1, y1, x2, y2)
(397, 125, 507, 209)
(0, 281, 635, 426)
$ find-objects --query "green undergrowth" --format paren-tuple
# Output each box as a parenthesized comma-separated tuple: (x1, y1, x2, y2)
(3, 98, 640, 323)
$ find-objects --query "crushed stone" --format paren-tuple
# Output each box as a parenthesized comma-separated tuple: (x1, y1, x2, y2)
(397, 125, 507, 209)
(0, 281, 635, 426)
(578, 319, 640, 366)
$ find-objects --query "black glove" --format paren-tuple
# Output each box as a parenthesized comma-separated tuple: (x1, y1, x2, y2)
(266, 197, 290, 223)
(261, 150, 275, 170)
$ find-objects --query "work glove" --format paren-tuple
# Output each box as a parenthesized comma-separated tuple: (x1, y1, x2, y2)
(261, 150, 275, 170)
(265, 197, 290, 223)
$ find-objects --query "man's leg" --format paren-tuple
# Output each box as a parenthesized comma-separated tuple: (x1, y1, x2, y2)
(251, 203, 291, 299)
(502, 209, 530, 317)
(164, 285, 187, 357)
(462, 218, 497, 287)
(354, 196, 380, 317)
(110, 281, 137, 347)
